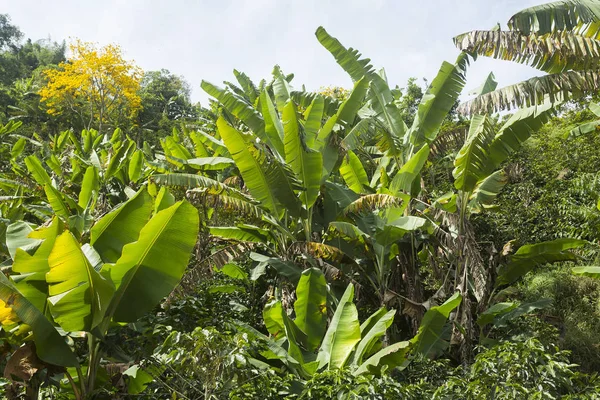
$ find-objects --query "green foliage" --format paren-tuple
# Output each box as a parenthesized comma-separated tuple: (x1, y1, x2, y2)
(434, 339, 600, 399)
(520, 268, 600, 372)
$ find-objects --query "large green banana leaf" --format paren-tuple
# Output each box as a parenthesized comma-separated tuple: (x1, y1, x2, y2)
(201, 81, 267, 142)
(272, 66, 292, 112)
(152, 173, 251, 201)
(47, 231, 115, 332)
(409, 53, 469, 148)
(315, 27, 374, 82)
(263, 299, 285, 339)
(453, 114, 495, 192)
(469, 72, 498, 96)
(90, 187, 153, 263)
(79, 166, 99, 210)
(6, 221, 40, 260)
(337, 77, 369, 126)
(390, 145, 430, 195)
(0, 273, 78, 367)
(24, 155, 52, 187)
(339, 151, 369, 194)
(572, 266, 600, 278)
(497, 238, 587, 286)
(128, 150, 144, 182)
(353, 341, 410, 376)
(507, 0, 600, 36)
(209, 226, 269, 243)
(469, 170, 508, 212)
(293, 268, 327, 352)
(411, 292, 462, 358)
(283, 101, 323, 209)
(303, 95, 324, 147)
(44, 183, 71, 220)
(317, 284, 361, 370)
(12, 218, 63, 314)
(218, 117, 301, 219)
(369, 74, 406, 147)
(105, 200, 199, 322)
(351, 308, 395, 366)
(259, 90, 286, 157)
(233, 69, 259, 104)
(487, 102, 555, 168)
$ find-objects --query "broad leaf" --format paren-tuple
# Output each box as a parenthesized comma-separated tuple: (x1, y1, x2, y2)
(47, 231, 115, 331)
(317, 284, 361, 369)
(497, 238, 587, 286)
(339, 150, 369, 194)
(283, 101, 323, 209)
(294, 268, 327, 352)
(106, 200, 199, 322)
(90, 187, 153, 263)
(0, 273, 78, 367)
(411, 292, 462, 358)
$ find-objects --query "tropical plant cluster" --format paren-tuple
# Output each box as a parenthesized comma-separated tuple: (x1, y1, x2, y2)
(2, 1, 600, 398)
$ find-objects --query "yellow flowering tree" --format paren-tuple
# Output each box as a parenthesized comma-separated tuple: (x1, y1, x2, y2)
(39, 40, 142, 133)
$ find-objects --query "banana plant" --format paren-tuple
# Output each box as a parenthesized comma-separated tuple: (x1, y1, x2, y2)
(149, 124, 234, 178)
(256, 268, 462, 380)
(0, 127, 156, 240)
(1, 185, 199, 398)
(454, 0, 600, 114)
(153, 66, 375, 290)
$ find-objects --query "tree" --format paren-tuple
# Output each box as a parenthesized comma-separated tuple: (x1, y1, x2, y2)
(137, 69, 197, 143)
(39, 40, 142, 133)
(396, 77, 424, 126)
(0, 14, 22, 51)
(455, 0, 600, 114)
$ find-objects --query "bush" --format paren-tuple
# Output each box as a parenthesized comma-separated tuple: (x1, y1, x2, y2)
(434, 339, 600, 399)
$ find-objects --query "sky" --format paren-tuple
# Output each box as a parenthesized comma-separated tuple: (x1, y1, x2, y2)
(1, 0, 545, 105)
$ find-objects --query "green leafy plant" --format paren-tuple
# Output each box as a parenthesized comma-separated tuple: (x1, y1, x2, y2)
(0, 186, 199, 398)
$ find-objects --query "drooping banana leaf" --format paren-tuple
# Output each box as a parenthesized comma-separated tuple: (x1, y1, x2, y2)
(507, 0, 600, 36)
(0, 273, 79, 367)
(497, 238, 587, 286)
(218, 117, 302, 218)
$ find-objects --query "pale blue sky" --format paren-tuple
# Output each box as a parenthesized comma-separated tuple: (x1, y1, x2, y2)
(1, 0, 544, 105)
